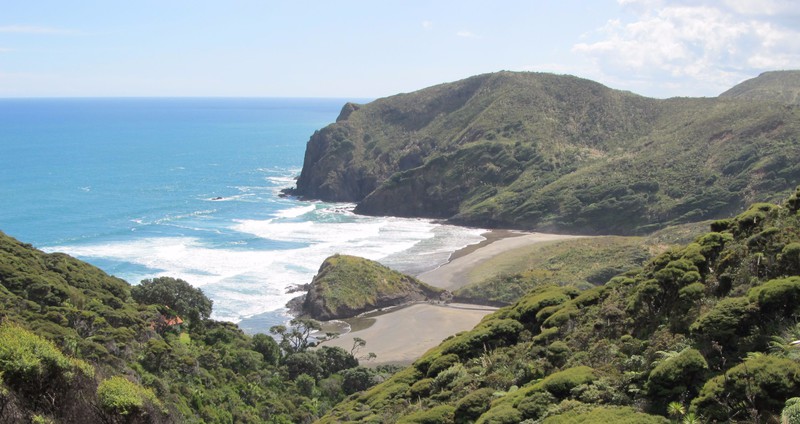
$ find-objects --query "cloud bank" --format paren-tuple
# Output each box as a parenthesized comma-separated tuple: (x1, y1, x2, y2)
(573, 0, 800, 96)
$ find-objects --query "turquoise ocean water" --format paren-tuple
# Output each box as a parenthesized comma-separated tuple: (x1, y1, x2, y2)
(0, 98, 485, 331)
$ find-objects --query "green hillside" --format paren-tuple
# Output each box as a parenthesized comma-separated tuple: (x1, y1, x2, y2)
(454, 221, 711, 305)
(318, 187, 800, 423)
(0, 231, 390, 423)
(302, 254, 446, 320)
(286, 71, 800, 234)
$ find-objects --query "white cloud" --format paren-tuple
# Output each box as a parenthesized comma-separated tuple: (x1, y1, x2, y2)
(0, 25, 77, 35)
(573, 1, 800, 96)
(456, 30, 479, 39)
(723, 0, 800, 16)
(422, 20, 433, 30)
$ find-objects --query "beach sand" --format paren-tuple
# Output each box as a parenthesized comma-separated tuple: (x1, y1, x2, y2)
(317, 230, 580, 366)
(418, 231, 582, 291)
(319, 303, 494, 366)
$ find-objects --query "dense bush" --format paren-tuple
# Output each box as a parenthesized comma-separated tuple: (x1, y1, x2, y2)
(748, 276, 800, 315)
(782, 397, 800, 424)
(397, 404, 456, 424)
(453, 387, 495, 423)
(541, 405, 670, 423)
(474, 403, 523, 424)
(646, 348, 707, 406)
(689, 297, 758, 348)
(427, 354, 460, 378)
(0, 230, 382, 423)
(534, 366, 597, 398)
(692, 355, 800, 421)
(0, 321, 94, 413)
(96, 376, 163, 418)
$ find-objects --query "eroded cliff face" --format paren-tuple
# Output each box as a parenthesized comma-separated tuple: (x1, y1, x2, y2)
(286, 70, 800, 235)
(301, 254, 447, 321)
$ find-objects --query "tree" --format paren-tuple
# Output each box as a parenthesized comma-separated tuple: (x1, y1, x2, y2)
(341, 367, 375, 394)
(270, 318, 321, 354)
(284, 352, 323, 380)
(317, 346, 358, 375)
(132, 277, 212, 328)
(251, 333, 281, 365)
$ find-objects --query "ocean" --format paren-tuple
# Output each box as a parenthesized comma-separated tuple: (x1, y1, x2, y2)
(0, 98, 486, 332)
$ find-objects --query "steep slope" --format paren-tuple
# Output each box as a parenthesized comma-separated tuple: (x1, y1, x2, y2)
(720, 70, 800, 105)
(0, 231, 380, 423)
(319, 187, 800, 423)
(302, 254, 447, 320)
(286, 71, 800, 234)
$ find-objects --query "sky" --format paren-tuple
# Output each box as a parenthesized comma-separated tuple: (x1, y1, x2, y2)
(1, 0, 799, 99)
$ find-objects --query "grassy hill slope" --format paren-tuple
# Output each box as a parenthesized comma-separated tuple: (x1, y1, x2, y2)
(302, 254, 446, 320)
(318, 186, 800, 423)
(288, 71, 800, 235)
(0, 231, 386, 423)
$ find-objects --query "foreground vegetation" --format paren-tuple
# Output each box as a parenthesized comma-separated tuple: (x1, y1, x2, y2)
(319, 187, 800, 423)
(3, 187, 800, 423)
(0, 232, 394, 423)
(288, 70, 800, 235)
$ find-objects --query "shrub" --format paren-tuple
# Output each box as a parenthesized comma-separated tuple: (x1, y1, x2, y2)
(546, 341, 571, 368)
(783, 397, 800, 424)
(710, 219, 733, 232)
(398, 404, 455, 424)
(97, 376, 162, 417)
(409, 378, 435, 398)
(317, 345, 358, 375)
(748, 276, 800, 316)
(251, 333, 281, 365)
(453, 387, 495, 424)
(735, 203, 776, 233)
(780, 243, 800, 274)
(441, 319, 524, 358)
(433, 363, 467, 391)
(296, 374, 315, 397)
(541, 405, 670, 423)
(512, 287, 572, 325)
(517, 390, 557, 420)
(646, 348, 708, 402)
(284, 351, 323, 380)
(689, 297, 757, 347)
(475, 403, 523, 424)
(678, 282, 705, 303)
(0, 321, 94, 398)
(341, 366, 376, 394)
(534, 366, 597, 398)
(427, 354, 460, 378)
(692, 355, 800, 422)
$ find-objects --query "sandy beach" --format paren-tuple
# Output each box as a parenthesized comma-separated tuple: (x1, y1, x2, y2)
(418, 231, 583, 291)
(318, 230, 580, 365)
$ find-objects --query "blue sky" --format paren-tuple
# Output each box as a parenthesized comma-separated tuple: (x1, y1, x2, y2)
(1, 0, 798, 98)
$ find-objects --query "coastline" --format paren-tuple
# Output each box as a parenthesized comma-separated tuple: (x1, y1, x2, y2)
(318, 229, 580, 365)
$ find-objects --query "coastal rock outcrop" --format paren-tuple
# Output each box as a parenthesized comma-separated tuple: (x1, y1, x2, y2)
(301, 254, 448, 320)
(285, 70, 800, 235)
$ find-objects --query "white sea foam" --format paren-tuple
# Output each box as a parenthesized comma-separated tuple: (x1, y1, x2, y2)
(48, 202, 486, 325)
(272, 204, 316, 218)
